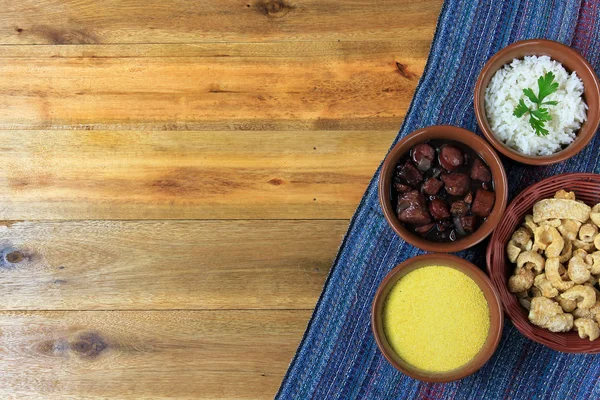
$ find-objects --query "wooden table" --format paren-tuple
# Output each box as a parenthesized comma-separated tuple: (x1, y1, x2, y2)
(0, 1, 441, 398)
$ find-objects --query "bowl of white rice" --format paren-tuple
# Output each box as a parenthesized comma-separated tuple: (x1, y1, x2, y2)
(475, 39, 600, 165)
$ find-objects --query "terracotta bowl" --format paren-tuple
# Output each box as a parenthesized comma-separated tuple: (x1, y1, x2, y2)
(474, 39, 600, 165)
(487, 173, 600, 353)
(379, 125, 508, 253)
(371, 253, 504, 382)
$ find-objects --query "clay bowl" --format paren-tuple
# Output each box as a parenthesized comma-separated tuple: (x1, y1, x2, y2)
(372, 253, 504, 382)
(379, 125, 508, 253)
(487, 173, 600, 353)
(474, 39, 600, 165)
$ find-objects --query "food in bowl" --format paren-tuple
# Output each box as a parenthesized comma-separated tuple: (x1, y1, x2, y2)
(383, 265, 490, 372)
(506, 189, 600, 341)
(485, 55, 588, 156)
(392, 140, 496, 242)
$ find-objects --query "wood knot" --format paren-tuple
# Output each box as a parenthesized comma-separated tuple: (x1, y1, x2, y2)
(5, 250, 24, 263)
(255, 0, 294, 17)
(37, 338, 69, 356)
(268, 178, 285, 186)
(0, 247, 28, 268)
(395, 62, 417, 80)
(70, 332, 107, 358)
(30, 25, 99, 44)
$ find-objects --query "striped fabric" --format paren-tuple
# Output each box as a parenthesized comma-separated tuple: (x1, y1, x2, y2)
(276, 0, 600, 399)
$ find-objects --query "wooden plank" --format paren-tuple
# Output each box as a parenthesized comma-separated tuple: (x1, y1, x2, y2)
(1, 0, 442, 44)
(0, 40, 432, 59)
(0, 310, 309, 399)
(0, 130, 394, 220)
(0, 42, 427, 131)
(0, 220, 345, 310)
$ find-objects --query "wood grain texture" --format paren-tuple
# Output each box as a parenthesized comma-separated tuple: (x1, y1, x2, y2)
(0, 0, 444, 397)
(0, 41, 431, 59)
(0, 130, 394, 220)
(1, 0, 441, 44)
(0, 41, 427, 131)
(0, 220, 345, 310)
(0, 310, 309, 399)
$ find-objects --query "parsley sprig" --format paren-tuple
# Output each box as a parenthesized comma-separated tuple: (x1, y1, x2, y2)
(513, 71, 560, 136)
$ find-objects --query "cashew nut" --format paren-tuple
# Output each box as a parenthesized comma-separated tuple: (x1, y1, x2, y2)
(568, 255, 592, 284)
(524, 215, 538, 234)
(516, 251, 545, 274)
(529, 297, 574, 332)
(558, 239, 573, 263)
(534, 225, 564, 258)
(590, 302, 600, 324)
(561, 285, 596, 309)
(586, 282, 600, 300)
(590, 204, 600, 227)
(594, 233, 600, 251)
(559, 263, 570, 281)
(574, 318, 600, 341)
(555, 296, 577, 312)
(585, 251, 600, 274)
(508, 267, 535, 293)
(530, 287, 543, 298)
(512, 227, 532, 247)
(555, 190, 576, 200)
(580, 223, 598, 243)
(506, 227, 533, 263)
(558, 219, 582, 241)
(540, 219, 562, 228)
(505, 195, 600, 335)
(545, 313, 575, 332)
(573, 248, 589, 259)
(533, 273, 559, 298)
(533, 198, 591, 223)
(573, 307, 594, 319)
(507, 243, 521, 264)
(573, 239, 595, 252)
(545, 257, 575, 292)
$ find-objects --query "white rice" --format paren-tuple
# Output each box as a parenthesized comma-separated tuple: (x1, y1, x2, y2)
(484, 55, 587, 156)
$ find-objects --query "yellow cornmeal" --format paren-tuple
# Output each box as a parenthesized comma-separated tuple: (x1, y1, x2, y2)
(383, 266, 490, 372)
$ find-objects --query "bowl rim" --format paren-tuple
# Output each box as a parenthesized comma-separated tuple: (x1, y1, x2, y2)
(371, 253, 504, 382)
(474, 38, 600, 166)
(378, 125, 508, 253)
(486, 172, 600, 353)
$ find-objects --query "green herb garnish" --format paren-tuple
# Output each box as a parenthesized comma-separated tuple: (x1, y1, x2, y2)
(513, 71, 560, 136)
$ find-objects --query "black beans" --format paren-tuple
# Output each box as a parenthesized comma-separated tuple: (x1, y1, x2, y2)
(422, 178, 443, 195)
(470, 158, 491, 182)
(471, 189, 496, 217)
(441, 173, 471, 196)
(391, 139, 495, 242)
(450, 200, 469, 217)
(429, 199, 450, 220)
(439, 145, 464, 171)
(397, 161, 423, 186)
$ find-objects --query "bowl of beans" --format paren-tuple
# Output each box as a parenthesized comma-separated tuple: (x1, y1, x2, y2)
(379, 125, 508, 252)
(371, 253, 503, 382)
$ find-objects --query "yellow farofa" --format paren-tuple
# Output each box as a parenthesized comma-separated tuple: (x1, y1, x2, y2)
(383, 266, 490, 372)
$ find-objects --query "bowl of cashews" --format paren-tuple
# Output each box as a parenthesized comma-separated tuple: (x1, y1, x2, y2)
(487, 173, 600, 353)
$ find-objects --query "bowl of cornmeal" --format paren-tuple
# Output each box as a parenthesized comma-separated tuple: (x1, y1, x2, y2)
(371, 253, 503, 382)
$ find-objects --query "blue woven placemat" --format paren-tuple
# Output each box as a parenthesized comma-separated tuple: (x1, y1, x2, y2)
(276, 0, 600, 399)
